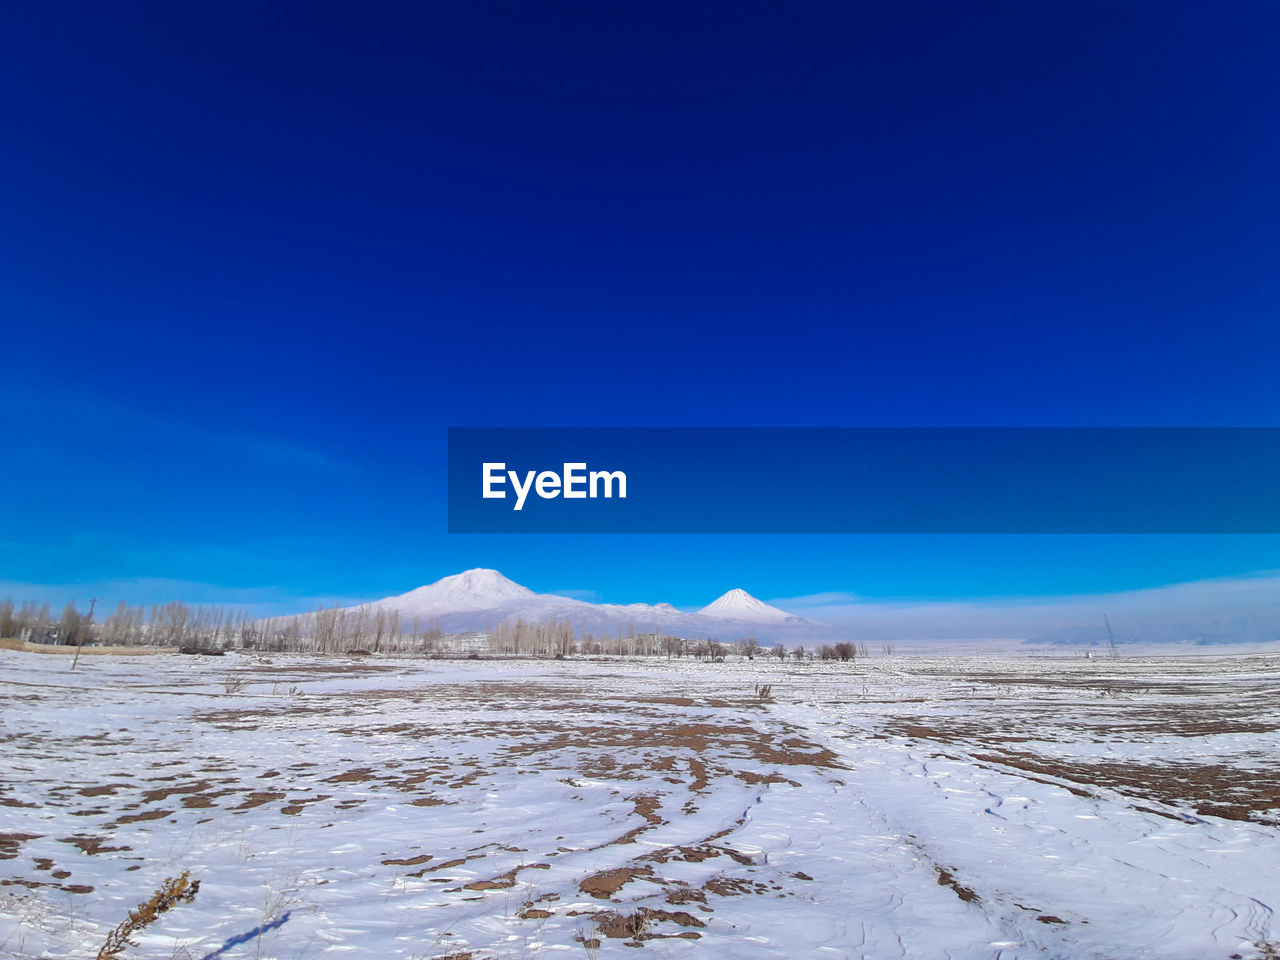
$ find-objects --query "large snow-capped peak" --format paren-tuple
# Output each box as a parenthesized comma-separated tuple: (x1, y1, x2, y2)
(699, 588, 798, 624)
(378, 568, 535, 614)
(341, 569, 820, 640)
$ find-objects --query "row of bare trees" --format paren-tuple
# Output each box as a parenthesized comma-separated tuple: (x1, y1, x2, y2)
(489, 624, 799, 659)
(1, 596, 873, 661)
(0, 600, 53, 643)
(0, 598, 268, 649)
(247, 607, 446, 654)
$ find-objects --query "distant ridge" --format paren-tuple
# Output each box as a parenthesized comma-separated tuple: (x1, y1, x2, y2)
(331, 568, 824, 641)
(700, 588, 802, 624)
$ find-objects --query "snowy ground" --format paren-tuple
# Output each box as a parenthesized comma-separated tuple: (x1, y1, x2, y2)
(1, 650, 1278, 960)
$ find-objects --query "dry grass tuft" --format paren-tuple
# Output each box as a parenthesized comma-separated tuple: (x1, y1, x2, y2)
(223, 675, 250, 694)
(97, 870, 200, 959)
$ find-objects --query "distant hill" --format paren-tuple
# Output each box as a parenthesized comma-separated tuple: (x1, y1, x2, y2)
(329, 568, 823, 641)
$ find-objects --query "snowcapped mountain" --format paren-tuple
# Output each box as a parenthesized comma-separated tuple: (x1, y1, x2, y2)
(700, 588, 802, 624)
(373, 568, 535, 616)
(344, 569, 820, 641)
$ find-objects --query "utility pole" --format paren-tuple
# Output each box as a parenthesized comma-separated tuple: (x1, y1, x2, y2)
(1104, 614, 1119, 658)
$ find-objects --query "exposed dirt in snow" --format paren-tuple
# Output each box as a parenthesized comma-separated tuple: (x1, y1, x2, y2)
(1, 649, 1278, 959)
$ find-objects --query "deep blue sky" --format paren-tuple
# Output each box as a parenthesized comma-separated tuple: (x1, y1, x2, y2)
(2, 2, 1278, 612)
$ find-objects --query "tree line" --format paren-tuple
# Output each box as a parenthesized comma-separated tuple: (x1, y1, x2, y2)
(0, 597, 875, 661)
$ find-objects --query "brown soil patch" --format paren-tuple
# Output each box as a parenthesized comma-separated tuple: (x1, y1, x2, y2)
(261, 661, 396, 675)
(1, 878, 48, 891)
(78, 785, 122, 797)
(631, 794, 663, 825)
(279, 795, 330, 816)
(234, 791, 286, 810)
(935, 866, 980, 903)
(143, 780, 214, 803)
(975, 751, 1280, 825)
(383, 854, 433, 866)
(58, 835, 131, 856)
(704, 876, 769, 897)
(595, 911, 646, 939)
(594, 906, 708, 940)
(459, 862, 548, 892)
(748, 739, 842, 768)
(114, 808, 173, 825)
(885, 689, 1279, 750)
(463, 868, 518, 891)
(615, 794, 666, 844)
(579, 866, 653, 900)
(501, 720, 840, 772)
(643, 908, 705, 928)
(687, 758, 710, 791)
(0, 833, 42, 860)
(664, 886, 706, 905)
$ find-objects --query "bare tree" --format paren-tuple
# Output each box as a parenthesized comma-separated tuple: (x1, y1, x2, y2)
(59, 602, 85, 646)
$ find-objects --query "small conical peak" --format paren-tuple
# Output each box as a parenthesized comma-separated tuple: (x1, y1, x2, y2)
(704, 588, 763, 608)
(699, 588, 796, 623)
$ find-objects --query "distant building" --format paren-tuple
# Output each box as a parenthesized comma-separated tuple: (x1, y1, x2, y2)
(439, 632, 492, 654)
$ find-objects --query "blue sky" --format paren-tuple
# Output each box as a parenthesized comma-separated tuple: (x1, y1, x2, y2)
(2, 3, 1278, 615)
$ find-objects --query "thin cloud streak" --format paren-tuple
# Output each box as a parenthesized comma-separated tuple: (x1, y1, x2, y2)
(0, 576, 369, 618)
(771, 571, 1280, 646)
(1, 380, 348, 475)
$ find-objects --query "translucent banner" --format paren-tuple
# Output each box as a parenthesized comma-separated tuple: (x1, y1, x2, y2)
(448, 428, 1280, 533)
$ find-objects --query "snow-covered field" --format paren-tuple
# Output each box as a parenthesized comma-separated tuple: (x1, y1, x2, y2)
(2, 650, 1277, 959)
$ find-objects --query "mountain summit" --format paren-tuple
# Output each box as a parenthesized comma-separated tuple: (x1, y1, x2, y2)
(377, 568, 535, 615)
(344, 569, 819, 640)
(699, 588, 799, 624)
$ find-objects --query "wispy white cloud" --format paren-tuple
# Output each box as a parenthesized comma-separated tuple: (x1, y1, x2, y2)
(769, 571, 1280, 647)
(0, 576, 369, 618)
(548, 588, 601, 602)
(769, 590, 861, 608)
(0, 381, 348, 474)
